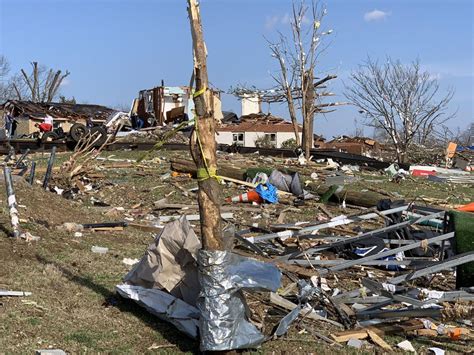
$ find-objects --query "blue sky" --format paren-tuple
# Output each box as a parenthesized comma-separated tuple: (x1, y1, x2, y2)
(1, 0, 472, 138)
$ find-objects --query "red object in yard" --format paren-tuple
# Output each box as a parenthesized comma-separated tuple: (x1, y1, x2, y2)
(38, 123, 53, 132)
(226, 190, 263, 204)
(457, 202, 474, 213)
(411, 169, 436, 177)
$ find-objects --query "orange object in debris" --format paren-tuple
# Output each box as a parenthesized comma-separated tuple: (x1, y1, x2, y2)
(171, 171, 191, 178)
(446, 142, 457, 159)
(448, 328, 462, 340)
(226, 190, 263, 204)
(457, 202, 474, 212)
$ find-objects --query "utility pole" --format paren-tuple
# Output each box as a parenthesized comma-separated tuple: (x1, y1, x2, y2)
(187, 0, 223, 250)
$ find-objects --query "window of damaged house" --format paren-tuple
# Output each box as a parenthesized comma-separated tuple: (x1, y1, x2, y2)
(265, 133, 276, 142)
(232, 133, 244, 145)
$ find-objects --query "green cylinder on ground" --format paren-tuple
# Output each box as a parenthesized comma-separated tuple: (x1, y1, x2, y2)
(448, 211, 474, 288)
(244, 168, 274, 180)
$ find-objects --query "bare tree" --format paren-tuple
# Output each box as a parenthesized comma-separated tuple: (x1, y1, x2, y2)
(59, 95, 77, 104)
(266, 0, 344, 158)
(451, 124, 473, 146)
(346, 57, 455, 163)
(8, 62, 70, 103)
(0, 55, 11, 102)
(352, 118, 364, 137)
(0, 55, 9, 78)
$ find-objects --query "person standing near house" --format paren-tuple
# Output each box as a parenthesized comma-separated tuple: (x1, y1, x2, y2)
(35, 122, 53, 133)
(3, 110, 17, 138)
(136, 116, 144, 129)
(44, 114, 54, 127)
(3, 110, 12, 136)
(130, 113, 144, 130)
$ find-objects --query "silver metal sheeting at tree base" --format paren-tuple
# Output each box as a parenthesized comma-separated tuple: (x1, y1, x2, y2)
(116, 216, 281, 350)
(116, 284, 200, 338)
(197, 250, 281, 351)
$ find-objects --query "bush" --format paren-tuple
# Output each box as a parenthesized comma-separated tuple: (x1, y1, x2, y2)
(281, 138, 297, 149)
(254, 135, 276, 148)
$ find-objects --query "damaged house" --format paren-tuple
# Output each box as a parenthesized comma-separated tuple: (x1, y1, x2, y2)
(319, 135, 382, 158)
(216, 113, 302, 148)
(216, 95, 302, 148)
(132, 84, 223, 126)
(1, 100, 115, 138)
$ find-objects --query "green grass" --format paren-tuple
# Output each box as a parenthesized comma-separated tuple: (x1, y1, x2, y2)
(1, 148, 471, 354)
(64, 330, 98, 347)
(28, 317, 40, 326)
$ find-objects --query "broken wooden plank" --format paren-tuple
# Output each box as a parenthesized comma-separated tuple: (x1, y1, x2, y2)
(367, 329, 392, 350)
(415, 329, 438, 337)
(101, 162, 134, 169)
(128, 222, 163, 232)
(91, 226, 124, 232)
(336, 302, 356, 317)
(170, 157, 246, 181)
(330, 329, 369, 342)
(331, 320, 424, 343)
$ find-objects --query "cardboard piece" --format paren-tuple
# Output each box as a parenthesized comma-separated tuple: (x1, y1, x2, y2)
(124, 216, 201, 305)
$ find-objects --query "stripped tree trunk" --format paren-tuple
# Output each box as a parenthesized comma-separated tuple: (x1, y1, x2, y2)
(273, 50, 301, 147)
(287, 89, 302, 147)
(302, 70, 315, 159)
(187, 0, 223, 251)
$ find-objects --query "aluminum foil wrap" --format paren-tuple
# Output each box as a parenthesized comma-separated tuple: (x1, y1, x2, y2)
(197, 250, 281, 351)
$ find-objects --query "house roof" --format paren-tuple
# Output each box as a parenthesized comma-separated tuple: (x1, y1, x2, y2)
(217, 113, 302, 133)
(326, 135, 379, 146)
(2, 100, 115, 121)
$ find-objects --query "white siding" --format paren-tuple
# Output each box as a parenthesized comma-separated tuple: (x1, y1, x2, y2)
(276, 132, 302, 148)
(216, 131, 235, 145)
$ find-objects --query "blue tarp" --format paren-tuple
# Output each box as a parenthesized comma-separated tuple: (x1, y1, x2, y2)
(456, 146, 474, 151)
(255, 183, 278, 204)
